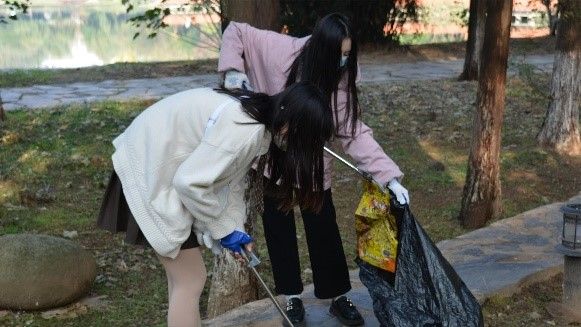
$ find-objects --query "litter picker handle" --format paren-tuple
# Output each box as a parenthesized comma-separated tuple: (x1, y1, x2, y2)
(241, 250, 295, 327)
(324, 146, 388, 193)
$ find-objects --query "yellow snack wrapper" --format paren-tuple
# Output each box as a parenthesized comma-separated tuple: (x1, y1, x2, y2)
(355, 181, 398, 273)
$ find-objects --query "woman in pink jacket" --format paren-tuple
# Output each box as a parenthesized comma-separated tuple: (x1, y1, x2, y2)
(219, 13, 409, 326)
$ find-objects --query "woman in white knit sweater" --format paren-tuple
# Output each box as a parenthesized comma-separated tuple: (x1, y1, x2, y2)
(97, 82, 333, 326)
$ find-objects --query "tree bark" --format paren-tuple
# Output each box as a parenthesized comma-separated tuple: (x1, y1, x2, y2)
(220, 0, 280, 32)
(563, 256, 581, 311)
(206, 251, 258, 318)
(205, 172, 262, 317)
(537, 0, 581, 156)
(459, 0, 486, 81)
(0, 95, 5, 122)
(459, 0, 513, 228)
(542, 0, 558, 36)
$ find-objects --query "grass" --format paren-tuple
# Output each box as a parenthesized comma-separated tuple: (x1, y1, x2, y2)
(0, 72, 580, 326)
(0, 60, 219, 88)
(483, 273, 581, 327)
(0, 36, 556, 88)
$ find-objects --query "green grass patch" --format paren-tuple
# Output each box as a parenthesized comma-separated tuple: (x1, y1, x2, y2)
(0, 59, 218, 88)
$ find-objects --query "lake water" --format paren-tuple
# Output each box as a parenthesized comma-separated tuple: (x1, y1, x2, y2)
(1, 3, 546, 70)
(0, 3, 220, 69)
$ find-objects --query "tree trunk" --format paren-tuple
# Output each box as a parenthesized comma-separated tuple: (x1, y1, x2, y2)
(537, 0, 581, 156)
(206, 251, 259, 318)
(542, 0, 558, 36)
(206, 224, 260, 318)
(220, 0, 280, 32)
(205, 171, 263, 317)
(0, 95, 5, 122)
(349, 0, 389, 44)
(563, 256, 581, 311)
(459, 0, 486, 81)
(459, 0, 513, 228)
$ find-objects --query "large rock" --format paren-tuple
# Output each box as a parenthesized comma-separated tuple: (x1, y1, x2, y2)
(0, 234, 97, 310)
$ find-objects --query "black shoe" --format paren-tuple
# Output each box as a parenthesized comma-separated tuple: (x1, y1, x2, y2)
(329, 296, 365, 326)
(283, 297, 305, 327)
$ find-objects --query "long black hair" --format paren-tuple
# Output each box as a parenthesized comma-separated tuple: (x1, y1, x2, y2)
(286, 13, 360, 138)
(218, 82, 333, 212)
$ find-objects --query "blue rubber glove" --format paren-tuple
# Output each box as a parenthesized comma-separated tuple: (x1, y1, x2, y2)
(220, 230, 253, 253)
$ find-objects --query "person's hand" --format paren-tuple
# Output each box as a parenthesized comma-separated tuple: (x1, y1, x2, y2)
(387, 179, 410, 205)
(195, 231, 222, 255)
(220, 230, 253, 254)
(234, 242, 255, 263)
(224, 70, 253, 91)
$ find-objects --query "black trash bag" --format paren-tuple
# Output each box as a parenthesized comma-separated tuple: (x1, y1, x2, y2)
(357, 199, 483, 327)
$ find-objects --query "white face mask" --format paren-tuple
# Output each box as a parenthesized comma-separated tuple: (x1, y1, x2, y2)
(340, 55, 348, 68)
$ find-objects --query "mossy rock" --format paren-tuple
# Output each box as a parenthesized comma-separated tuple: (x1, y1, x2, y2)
(0, 234, 96, 310)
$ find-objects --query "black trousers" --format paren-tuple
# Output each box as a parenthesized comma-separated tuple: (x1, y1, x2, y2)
(262, 189, 351, 299)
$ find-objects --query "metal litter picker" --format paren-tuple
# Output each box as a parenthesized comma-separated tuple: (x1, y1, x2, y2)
(324, 146, 386, 192)
(241, 250, 295, 327)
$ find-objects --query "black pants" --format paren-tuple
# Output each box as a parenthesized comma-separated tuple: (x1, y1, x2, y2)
(262, 189, 351, 299)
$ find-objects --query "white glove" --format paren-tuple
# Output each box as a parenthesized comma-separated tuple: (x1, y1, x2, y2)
(224, 70, 253, 91)
(387, 179, 410, 205)
(195, 231, 223, 255)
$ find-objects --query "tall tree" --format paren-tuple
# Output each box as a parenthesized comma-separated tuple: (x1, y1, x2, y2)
(540, 0, 559, 36)
(459, 0, 513, 228)
(0, 95, 5, 122)
(459, 0, 486, 80)
(220, 0, 280, 32)
(279, 0, 418, 43)
(348, 0, 418, 44)
(537, 0, 580, 156)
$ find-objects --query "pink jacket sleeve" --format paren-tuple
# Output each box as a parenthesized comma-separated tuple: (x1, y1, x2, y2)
(333, 88, 404, 185)
(218, 22, 308, 95)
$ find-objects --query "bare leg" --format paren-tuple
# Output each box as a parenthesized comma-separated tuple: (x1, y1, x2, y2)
(158, 247, 207, 327)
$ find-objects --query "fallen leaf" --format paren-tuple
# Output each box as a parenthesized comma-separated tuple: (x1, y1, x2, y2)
(116, 259, 129, 272)
(529, 311, 541, 320)
(63, 230, 78, 239)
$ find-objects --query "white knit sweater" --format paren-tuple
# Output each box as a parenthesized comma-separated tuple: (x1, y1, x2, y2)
(112, 88, 271, 258)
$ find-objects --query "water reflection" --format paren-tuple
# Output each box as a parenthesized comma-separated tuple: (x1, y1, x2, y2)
(41, 34, 103, 68)
(0, 4, 220, 69)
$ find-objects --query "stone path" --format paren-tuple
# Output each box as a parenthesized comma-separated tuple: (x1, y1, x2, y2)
(1, 55, 553, 111)
(204, 192, 581, 326)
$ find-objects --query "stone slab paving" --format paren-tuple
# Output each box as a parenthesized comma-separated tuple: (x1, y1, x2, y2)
(1, 55, 553, 111)
(204, 191, 581, 326)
